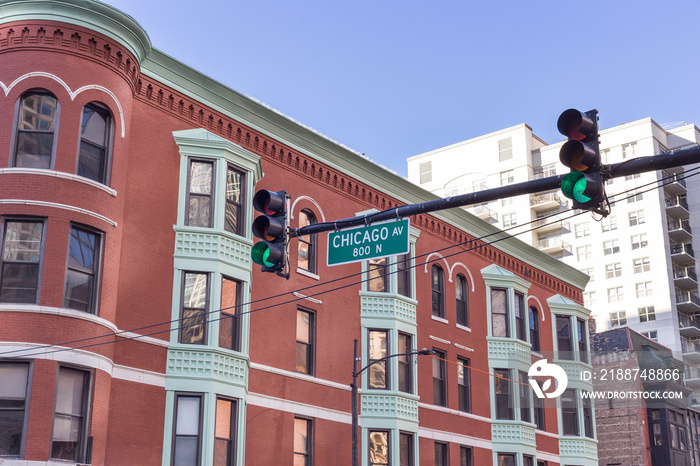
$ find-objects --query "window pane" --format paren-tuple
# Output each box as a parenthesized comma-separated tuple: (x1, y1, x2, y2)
(1, 263, 40, 303)
(369, 330, 388, 389)
(368, 257, 387, 292)
(214, 439, 232, 466)
(215, 399, 232, 439)
(294, 418, 309, 453)
(16, 132, 53, 168)
(77, 143, 105, 182)
(224, 167, 243, 234)
(296, 311, 310, 343)
(188, 196, 211, 228)
(55, 369, 86, 415)
(52, 368, 87, 462)
(176, 397, 200, 436)
(0, 363, 29, 457)
(51, 414, 81, 459)
(400, 433, 413, 466)
(219, 277, 240, 351)
(369, 431, 389, 466)
(189, 162, 212, 195)
(3, 221, 42, 261)
(397, 254, 411, 298)
(181, 309, 206, 345)
(20, 94, 56, 130)
(173, 437, 198, 466)
(64, 269, 94, 312)
(491, 288, 508, 337)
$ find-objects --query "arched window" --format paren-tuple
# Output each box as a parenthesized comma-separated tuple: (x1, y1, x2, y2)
(13, 90, 59, 169)
(431, 265, 445, 318)
(529, 306, 540, 352)
(77, 102, 112, 184)
(456, 274, 468, 326)
(298, 210, 316, 273)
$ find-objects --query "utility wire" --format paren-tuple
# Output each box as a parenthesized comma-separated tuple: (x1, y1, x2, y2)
(3, 167, 698, 359)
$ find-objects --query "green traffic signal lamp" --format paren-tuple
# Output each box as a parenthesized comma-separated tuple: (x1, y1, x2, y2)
(251, 189, 289, 276)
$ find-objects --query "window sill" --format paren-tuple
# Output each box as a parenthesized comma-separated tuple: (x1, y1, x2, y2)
(456, 323, 472, 332)
(431, 315, 449, 324)
(296, 268, 320, 280)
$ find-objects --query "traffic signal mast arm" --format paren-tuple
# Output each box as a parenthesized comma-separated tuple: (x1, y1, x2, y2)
(291, 143, 700, 238)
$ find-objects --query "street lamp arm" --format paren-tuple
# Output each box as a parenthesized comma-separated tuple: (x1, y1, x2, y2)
(354, 348, 435, 377)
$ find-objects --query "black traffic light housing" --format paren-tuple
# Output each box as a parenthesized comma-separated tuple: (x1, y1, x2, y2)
(557, 109, 607, 215)
(251, 189, 290, 278)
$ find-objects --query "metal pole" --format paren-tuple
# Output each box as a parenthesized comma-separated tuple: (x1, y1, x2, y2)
(352, 338, 359, 466)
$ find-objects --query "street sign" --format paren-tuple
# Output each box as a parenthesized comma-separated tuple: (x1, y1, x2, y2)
(327, 219, 410, 266)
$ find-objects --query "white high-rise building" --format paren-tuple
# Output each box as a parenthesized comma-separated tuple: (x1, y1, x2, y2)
(407, 117, 700, 404)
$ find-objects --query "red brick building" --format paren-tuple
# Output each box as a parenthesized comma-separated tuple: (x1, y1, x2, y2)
(0, 1, 596, 465)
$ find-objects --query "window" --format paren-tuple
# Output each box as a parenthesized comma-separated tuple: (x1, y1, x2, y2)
(432, 349, 446, 406)
(51, 367, 90, 462)
(629, 210, 645, 227)
(625, 173, 641, 181)
(500, 170, 515, 185)
(524, 455, 535, 466)
(64, 225, 102, 314)
(296, 309, 315, 375)
(529, 307, 540, 352)
(494, 368, 513, 420)
(224, 165, 245, 235)
(369, 431, 389, 466)
(497, 453, 516, 466)
(215, 398, 237, 466)
(519, 370, 531, 423)
(607, 286, 624, 303)
(77, 102, 112, 184)
(0, 219, 44, 303)
(603, 239, 620, 255)
(605, 263, 622, 279)
(610, 311, 626, 327)
(515, 292, 526, 341)
(456, 274, 469, 327)
(534, 163, 557, 178)
(491, 288, 509, 337)
(419, 162, 432, 184)
(577, 318, 588, 363)
(631, 233, 648, 250)
(399, 432, 414, 466)
(0, 362, 30, 458)
(561, 389, 579, 436)
(639, 306, 655, 322)
(633, 257, 650, 274)
(13, 90, 58, 169)
(601, 215, 617, 232)
(396, 253, 412, 298)
(576, 245, 592, 261)
(219, 277, 241, 352)
(398, 333, 413, 394)
(293, 417, 312, 466)
(434, 442, 448, 466)
(636, 281, 653, 298)
(457, 357, 471, 412)
(498, 137, 513, 161)
(503, 212, 517, 228)
(460, 446, 472, 466)
(557, 315, 573, 360)
(368, 330, 389, 389)
(575, 222, 590, 238)
(431, 265, 445, 318)
(642, 330, 658, 342)
(172, 394, 202, 466)
(583, 291, 595, 307)
(628, 190, 643, 203)
(297, 210, 316, 273)
(583, 396, 594, 438)
(369, 257, 388, 293)
(534, 389, 545, 430)
(180, 272, 209, 345)
(622, 142, 637, 159)
(187, 159, 214, 228)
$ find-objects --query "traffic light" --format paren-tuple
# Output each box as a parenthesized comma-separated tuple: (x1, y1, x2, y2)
(557, 108, 606, 214)
(251, 189, 289, 276)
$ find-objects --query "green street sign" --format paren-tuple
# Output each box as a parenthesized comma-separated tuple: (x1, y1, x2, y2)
(327, 219, 410, 266)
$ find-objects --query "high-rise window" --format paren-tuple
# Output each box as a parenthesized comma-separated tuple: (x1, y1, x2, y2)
(498, 137, 513, 161)
(368, 257, 388, 293)
(491, 288, 509, 337)
(1, 219, 44, 304)
(455, 274, 468, 327)
(51, 367, 90, 462)
(219, 277, 241, 352)
(431, 265, 445, 318)
(607, 286, 624, 303)
(172, 394, 202, 466)
(180, 272, 209, 345)
(77, 102, 112, 184)
(0, 362, 30, 458)
(576, 245, 592, 261)
(224, 165, 245, 235)
(529, 306, 540, 352)
(13, 90, 58, 169)
(605, 263, 622, 279)
(603, 239, 620, 255)
(515, 291, 526, 342)
(293, 417, 312, 466)
(398, 333, 413, 393)
(432, 349, 447, 406)
(457, 357, 471, 413)
(633, 257, 651, 274)
(369, 431, 389, 466)
(494, 368, 513, 420)
(500, 170, 514, 185)
(631, 233, 648, 250)
(186, 159, 214, 228)
(297, 210, 316, 273)
(419, 162, 432, 184)
(214, 397, 237, 466)
(629, 210, 645, 226)
(636, 281, 653, 298)
(368, 330, 389, 389)
(296, 309, 315, 375)
(601, 215, 617, 232)
(64, 226, 102, 314)
(639, 306, 656, 322)
(556, 315, 573, 360)
(574, 222, 590, 238)
(610, 310, 627, 327)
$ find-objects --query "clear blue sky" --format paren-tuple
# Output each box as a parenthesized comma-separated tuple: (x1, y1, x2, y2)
(101, 0, 700, 177)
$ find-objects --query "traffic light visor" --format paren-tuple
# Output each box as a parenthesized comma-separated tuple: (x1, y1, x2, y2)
(557, 109, 596, 141)
(560, 140, 597, 172)
(253, 190, 286, 215)
(251, 241, 284, 268)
